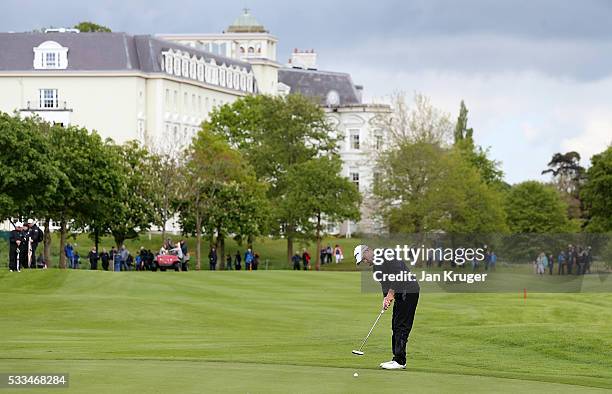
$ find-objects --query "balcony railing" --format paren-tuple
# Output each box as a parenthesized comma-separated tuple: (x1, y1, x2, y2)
(20, 100, 73, 111)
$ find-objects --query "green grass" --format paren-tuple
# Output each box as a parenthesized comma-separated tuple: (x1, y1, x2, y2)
(0, 270, 611, 393)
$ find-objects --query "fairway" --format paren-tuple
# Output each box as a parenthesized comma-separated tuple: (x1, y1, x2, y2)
(0, 270, 611, 393)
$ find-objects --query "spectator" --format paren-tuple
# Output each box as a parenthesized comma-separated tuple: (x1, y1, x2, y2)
(8, 222, 25, 272)
(557, 251, 566, 275)
(326, 245, 333, 265)
(548, 253, 554, 275)
(209, 247, 218, 271)
(36, 253, 47, 269)
(126, 254, 134, 271)
(25, 219, 43, 269)
(245, 248, 253, 271)
(334, 244, 343, 264)
(226, 254, 232, 270)
(320, 247, 326, 265)
(119, 245, 129, 271)
(64, 243, 74, 269)
(87, 247, 99, 270)
(536, 252, 547, 276)
(567, 245, 575, 275)
(489, 251, 497, 271)
(234, 251, 242, 270)
(109, 246, 117, 266)
(253, 253, 260, 270)
(113, 250, 121, 272)
(302, 249, 310, 271)
(135, 253, 142, 271)
(73, 251, 81, 270)
(292, 253, 301, 270)
(180, 240, 189, 271)
(100, 248, 109, 271)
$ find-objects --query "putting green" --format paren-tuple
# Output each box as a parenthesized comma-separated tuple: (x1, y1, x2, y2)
(0, 270, 610, 393)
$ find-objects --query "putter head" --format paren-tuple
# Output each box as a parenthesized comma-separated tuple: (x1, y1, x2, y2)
(352, 350, 364, 356)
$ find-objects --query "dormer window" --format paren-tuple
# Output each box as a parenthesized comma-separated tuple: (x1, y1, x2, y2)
(33, 41, 68, 70)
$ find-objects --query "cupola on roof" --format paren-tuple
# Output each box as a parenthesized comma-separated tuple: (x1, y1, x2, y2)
(227, 8, 268, 33)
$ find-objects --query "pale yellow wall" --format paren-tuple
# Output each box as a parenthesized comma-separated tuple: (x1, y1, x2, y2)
(0, 74, 244, 151)
(0, 75, 142, 144)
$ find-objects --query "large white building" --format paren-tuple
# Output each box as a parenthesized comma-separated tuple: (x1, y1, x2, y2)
(0, 10, 389, 234)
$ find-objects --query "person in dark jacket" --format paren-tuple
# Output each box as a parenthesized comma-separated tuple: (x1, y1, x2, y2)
(208, 247, 217, 271)
(87, 247, 99, 270)
(234, 251, 242, 270)
(25, 219, 43, 269)
(8, 222, 26, 272)
(355, 244, 420, 370)
(302, 249, 310, 271)
(226, 254, 232, 270)
(292, 253, 301, 270)
(100, 248, 110, 271)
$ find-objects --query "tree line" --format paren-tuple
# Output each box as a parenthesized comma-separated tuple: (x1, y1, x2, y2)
(0, 94, 360, 269)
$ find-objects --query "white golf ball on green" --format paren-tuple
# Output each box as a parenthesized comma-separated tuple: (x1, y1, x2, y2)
(353, 372, 358, 377)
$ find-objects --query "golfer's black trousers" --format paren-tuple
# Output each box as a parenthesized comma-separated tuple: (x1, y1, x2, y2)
(392, 292, 419, 365)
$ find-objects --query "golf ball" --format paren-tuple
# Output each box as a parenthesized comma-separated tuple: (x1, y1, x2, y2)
(353, 372, 358, 377)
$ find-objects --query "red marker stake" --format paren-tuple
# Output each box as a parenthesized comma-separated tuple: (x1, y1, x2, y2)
(523, 288, 527, 300)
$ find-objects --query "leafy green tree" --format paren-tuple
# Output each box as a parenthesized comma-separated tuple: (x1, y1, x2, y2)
(149, 153, 184, 242)
(0, 113, 59, 221)
(204, 94, 336, 262)
(74, 21, 111, 32)
(581, 147, 612, 232)
(40, 125, 120, 267)
(374, 141, 506, 234)
(542, 151, 586, 221)
(453, 101, 504, 185)
(504, 181, 574, 233)
(180, 129, 261, 269)
(284, 156, 361, 269)
(100, 141, 158, 248)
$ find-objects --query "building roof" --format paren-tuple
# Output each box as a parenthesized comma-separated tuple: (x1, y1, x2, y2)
(227, 9, 268, 33)
(0, 32, 253, 72)
(278, 67, 362, 106)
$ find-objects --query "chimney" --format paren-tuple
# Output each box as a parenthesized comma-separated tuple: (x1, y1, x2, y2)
(354, 85, 363, 103)
(290, 48, 317, 70)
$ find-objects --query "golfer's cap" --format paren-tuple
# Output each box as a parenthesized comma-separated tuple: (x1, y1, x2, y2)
(354, 244, 368, 265)
(27, 219, 34, 224)
(15, 221, 24, 228)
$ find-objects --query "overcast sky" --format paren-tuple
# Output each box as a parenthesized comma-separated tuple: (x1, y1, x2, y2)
(3, 0, 612, 184)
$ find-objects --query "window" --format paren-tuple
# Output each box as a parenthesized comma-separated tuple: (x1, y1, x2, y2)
(350, 172, 360, 190)
(184, 92, 188, 110)
(375, 134, 383, 150)
(198, 95, 202, 112)
(173, 90, 178, 110)
(39, 89, 58, 108)
(33, 41, 68, 70)
(350, 130, 360, 150)
(45, 52, 57, 68)
(192, 94, 196, 112)
(165, 89, 170, 106)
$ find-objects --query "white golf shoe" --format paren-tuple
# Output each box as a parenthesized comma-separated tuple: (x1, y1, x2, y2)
(379, 360, 394, 368)
(381, 361, 406, 370)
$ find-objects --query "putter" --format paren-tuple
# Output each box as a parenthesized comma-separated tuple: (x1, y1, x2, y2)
(352, 309, 385, 356)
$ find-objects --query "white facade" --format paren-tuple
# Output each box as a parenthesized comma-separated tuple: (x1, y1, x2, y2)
(326, 105, 390, 235)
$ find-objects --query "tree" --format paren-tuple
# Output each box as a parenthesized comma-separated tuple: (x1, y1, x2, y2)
(453, 101, 504, 185)
(504, 181, 573, 233)
(101, 141, 157, 248)
(581, 147, 612, 232)
(0, 113, 59, 222)
(374, 141, 506, 234)
(149, 153, 183, 242)
(40, 125, 119, 267)
(205, 94, 336, 262)
(542, 151, 585, 221)
(284, 156, 361, 269)
(73, 21, 111, 32)
(180, 128, 260, 270)
(374, 92, 453, 146)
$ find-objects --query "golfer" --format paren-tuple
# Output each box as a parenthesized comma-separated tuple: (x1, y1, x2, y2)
(355, 244, 419, 370)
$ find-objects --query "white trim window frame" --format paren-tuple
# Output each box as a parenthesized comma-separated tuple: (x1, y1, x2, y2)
(39, 88, 58, 108)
